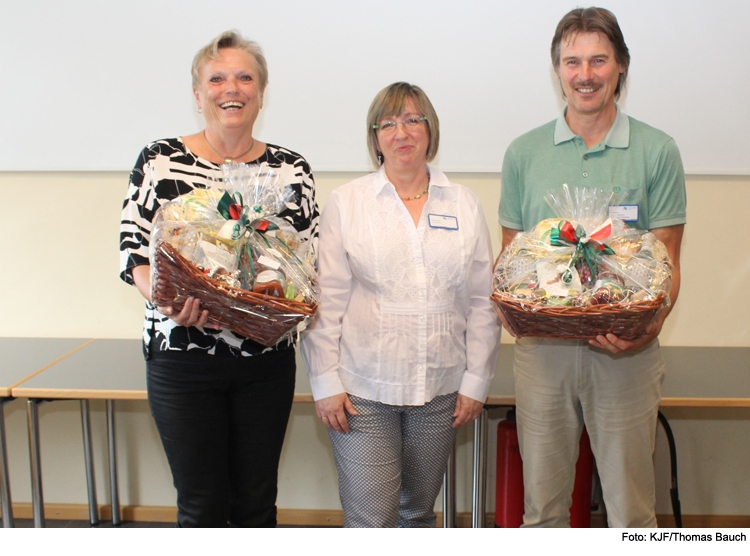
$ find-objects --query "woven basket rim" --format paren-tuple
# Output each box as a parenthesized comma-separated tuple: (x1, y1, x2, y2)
(155, 240, 317, 315)
(152, 240, 317, 346)
(491, 290, 664, 316)
(490, 290, 665, 340)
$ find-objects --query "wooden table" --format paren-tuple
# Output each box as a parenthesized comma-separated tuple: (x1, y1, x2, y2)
(0, 338, 93, 528)
(14, 338, 318, 403)
(470, 344, 750, 527)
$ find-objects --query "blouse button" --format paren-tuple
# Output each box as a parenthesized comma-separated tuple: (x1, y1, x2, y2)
(582, 172, 588, 178)
(583, 154, 589, 161)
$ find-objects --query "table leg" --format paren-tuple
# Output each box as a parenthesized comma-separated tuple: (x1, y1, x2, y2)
(0, 398, 14, 528)
(442, 440, 457, 528)
(27, 399, 45, 528)
(106, 400, 121, 525)
(80, 400, 99, 526)
(472, 408, 489, 528)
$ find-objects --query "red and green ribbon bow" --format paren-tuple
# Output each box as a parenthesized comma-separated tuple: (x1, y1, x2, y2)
(217, 191, 255, 240)
(215, 194, 303, 290)
(217, 191, 247, 220)
(550, 219, 615, 283)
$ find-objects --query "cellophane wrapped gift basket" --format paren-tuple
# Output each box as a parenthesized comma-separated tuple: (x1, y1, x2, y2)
(492, 185, 672, 340)
(150, 163, 318, 346)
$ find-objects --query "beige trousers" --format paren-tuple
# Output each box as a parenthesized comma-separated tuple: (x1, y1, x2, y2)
(513, 337, 665, 528)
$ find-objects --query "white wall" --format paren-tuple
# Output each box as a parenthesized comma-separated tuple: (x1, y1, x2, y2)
(1, 170, 748, 518)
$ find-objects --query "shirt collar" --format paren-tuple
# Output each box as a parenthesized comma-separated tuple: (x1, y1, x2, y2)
(554, 104, 630, 148)
(372, 164, 450, 196)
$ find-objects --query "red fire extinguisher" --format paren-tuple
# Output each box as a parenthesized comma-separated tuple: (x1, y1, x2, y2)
(495, 408, 594, 527)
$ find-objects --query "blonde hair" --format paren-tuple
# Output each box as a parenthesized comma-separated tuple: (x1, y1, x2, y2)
(191, 30, 268, 91)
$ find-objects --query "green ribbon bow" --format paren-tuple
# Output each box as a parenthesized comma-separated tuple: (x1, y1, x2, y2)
(216, 191, 254, 240)
(549, 220, 615, 284)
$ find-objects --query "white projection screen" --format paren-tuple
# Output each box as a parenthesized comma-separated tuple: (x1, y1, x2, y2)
(2, 0, 749, 174)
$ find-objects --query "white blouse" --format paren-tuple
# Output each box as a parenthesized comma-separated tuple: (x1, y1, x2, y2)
(301, 166, 501, 406)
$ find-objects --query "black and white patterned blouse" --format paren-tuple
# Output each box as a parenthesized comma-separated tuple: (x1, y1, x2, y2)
(120, 138, 319, 357)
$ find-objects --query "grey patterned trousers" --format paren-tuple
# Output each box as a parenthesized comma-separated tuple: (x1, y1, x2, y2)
(328, 392, 458, 528)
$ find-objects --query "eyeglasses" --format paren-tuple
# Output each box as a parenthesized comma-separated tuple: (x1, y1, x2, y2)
(373, 117, 427, 133)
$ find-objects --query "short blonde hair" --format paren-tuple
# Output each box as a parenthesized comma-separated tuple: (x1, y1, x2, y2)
(366, 82, 440, 167)
(191, 30, 268, 91)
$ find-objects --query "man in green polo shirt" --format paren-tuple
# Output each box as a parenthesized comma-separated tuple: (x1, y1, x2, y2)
(498, 7, 686, 528)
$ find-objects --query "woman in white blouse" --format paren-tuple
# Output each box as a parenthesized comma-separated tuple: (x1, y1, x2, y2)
(301, 82, 501, 527)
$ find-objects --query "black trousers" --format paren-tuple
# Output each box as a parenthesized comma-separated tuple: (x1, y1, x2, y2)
(146, 346, 296, 527)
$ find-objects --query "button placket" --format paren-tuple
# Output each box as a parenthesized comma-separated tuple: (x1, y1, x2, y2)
(576, 137, 590, 178)
(413, 243, 428, 387)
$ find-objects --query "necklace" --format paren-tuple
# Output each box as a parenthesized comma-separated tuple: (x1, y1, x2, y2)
(398, 169, 430, 201)
(399, 187, 429, 201)
(204, 131, 255, 163)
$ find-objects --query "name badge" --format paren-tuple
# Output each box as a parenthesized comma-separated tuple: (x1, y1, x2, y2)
(608, 205, 639, 222)
(428, 214, 458, 230)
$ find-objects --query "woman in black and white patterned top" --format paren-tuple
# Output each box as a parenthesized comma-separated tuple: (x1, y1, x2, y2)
(119, 30, 318, 527)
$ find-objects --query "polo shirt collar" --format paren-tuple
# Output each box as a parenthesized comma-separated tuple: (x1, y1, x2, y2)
(554, 104, 630, 148)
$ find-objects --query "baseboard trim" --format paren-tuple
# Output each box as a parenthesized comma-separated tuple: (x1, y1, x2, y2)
(7, 503, 750, 528)
(9, 502, 178, 523)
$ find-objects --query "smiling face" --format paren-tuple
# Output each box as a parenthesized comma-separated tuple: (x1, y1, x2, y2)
(193, 48, 265, 134)
(376, 97, 430, 172)
(556, 31, 625, 121)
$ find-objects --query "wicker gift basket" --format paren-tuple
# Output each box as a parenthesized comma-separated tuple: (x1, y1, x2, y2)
(152, 242, 316, 346)
(149, 163, 318, 347)
(491, 291, 665, 340)
(492, 186, 672, 340)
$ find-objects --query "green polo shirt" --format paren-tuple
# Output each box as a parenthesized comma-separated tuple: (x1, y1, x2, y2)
(499, 106, 687, 232)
